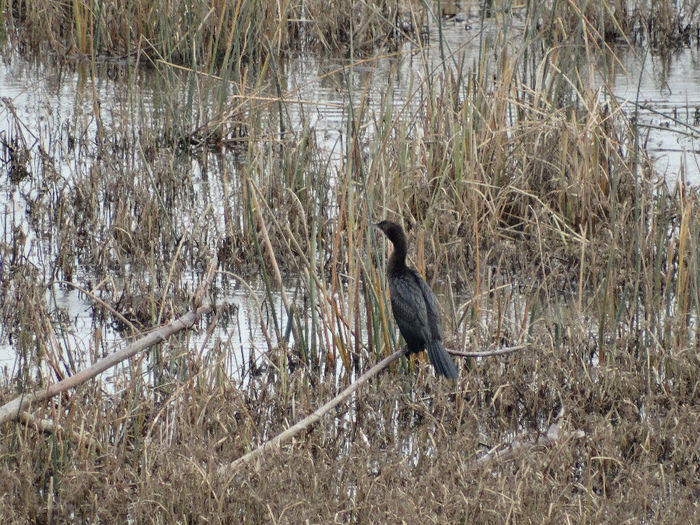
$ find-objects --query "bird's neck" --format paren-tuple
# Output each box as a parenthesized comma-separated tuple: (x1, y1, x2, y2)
(388, 235, 408, 273)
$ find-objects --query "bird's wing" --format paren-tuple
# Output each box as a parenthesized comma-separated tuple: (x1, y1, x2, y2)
(389, 272, 432, 352)
(414, 271, 444, 342)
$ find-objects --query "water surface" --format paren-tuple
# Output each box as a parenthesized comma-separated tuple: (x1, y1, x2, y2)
(1, 15, 698, 383)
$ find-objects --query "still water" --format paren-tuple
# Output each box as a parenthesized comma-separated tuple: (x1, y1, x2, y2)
(1, 14, 698, 380)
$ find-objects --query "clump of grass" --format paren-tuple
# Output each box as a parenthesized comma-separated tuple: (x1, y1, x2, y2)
(3, 0, 418, 65)
(629, 0, 700, 48)
(539, 0, 632, 44)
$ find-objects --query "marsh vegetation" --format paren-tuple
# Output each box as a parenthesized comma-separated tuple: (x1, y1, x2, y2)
(0, 1, 698, 522)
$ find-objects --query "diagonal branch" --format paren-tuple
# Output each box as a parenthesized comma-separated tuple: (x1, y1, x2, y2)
(217, 343, 529, 478)
(217, 348, 407, 479)
(0, 303, 212, 425)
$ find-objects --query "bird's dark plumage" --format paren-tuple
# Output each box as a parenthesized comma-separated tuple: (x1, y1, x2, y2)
(373, 220, 458, 380)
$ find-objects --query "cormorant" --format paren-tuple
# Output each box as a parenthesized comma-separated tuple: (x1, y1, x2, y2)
(373, 220, 459, 380)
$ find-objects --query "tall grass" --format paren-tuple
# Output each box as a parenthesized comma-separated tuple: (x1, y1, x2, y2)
(4, 0, 413, 63)
(0, 0, 698, 522)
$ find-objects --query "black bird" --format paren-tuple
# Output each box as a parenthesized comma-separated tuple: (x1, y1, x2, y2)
(373, 220, 459, 380)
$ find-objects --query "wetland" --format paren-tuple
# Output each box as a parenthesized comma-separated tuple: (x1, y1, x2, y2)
(0, 1, 698, 522)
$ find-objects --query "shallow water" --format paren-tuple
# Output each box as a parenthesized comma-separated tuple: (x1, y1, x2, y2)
(1, 14, 698, 383)
(611, 46, 700, 183)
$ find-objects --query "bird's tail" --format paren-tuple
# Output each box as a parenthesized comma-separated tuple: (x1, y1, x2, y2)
(425, 341, 458, 380)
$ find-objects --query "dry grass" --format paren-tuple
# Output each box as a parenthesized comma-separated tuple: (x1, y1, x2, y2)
(3, 0, 417, 62)
(1, 1, 699, 523)
(1, 346, 696, 522)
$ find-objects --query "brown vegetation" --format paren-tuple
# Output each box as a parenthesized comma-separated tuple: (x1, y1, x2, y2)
(0, 1, 698, 523)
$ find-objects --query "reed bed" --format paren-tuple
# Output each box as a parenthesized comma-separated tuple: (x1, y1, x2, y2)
(1, 1, 698, 522)
(3, 0, 416, 62)
(5, 1, 700, 65)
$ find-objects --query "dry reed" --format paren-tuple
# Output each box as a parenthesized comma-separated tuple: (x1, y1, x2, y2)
(0, 1, 698, 522)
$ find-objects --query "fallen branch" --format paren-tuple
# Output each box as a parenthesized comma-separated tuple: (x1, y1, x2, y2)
(1, 258, 218, 426)
(449, 344, 527, 358)
(217, 348, 407, 479)
(0, 303, 212, 425)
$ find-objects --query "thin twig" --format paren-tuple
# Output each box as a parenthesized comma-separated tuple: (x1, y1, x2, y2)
(217, 348, 407, 479)
(476, 407, 585, 464)
(448, 344, 527, 358)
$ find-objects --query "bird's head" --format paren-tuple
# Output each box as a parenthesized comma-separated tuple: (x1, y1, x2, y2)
(372, 220, 404, 244)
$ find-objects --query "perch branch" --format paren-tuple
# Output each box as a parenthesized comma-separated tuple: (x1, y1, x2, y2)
(218, 342, 529, 477)
(218, 348, 407, 479)
(448, 344, 527, 358)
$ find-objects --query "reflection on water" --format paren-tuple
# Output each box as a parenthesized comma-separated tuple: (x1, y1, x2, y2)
(610, 45, 700, 183)
(0, 277, 293, 383)
(1, 13, 699, 383)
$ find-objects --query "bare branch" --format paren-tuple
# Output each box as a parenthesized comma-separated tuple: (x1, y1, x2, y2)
(0, 258, 218, 426)
(218, 348, 407, 479)
(17, 411, 103, 452)
(448, 344, 527, 358)
(0, 303, 212, 425)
